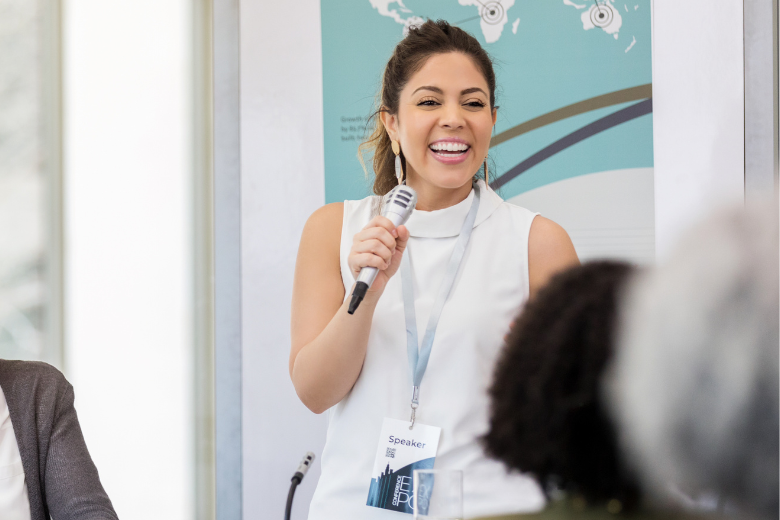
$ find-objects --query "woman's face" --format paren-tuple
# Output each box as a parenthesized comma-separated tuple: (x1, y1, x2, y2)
(382, 52, 497, 192)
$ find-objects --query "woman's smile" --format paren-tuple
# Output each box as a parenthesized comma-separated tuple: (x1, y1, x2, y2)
(428, 137, 471, 164)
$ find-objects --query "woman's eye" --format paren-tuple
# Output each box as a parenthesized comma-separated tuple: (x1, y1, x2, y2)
(465, 101, 486, 108)
(417, 99, 440, 106)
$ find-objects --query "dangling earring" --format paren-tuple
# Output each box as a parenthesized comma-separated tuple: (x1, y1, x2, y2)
(392, 140, 403, 185)
(484, 157, 489, 186)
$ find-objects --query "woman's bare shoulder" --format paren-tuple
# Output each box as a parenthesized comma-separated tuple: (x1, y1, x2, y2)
(529, 215, 572, 252)
(528, 215, 579, 296)
(304, 202, 344, 233)
(299, 202, 344, 248)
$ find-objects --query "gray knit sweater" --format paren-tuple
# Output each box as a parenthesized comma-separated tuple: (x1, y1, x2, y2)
(0, 360, 118, 520)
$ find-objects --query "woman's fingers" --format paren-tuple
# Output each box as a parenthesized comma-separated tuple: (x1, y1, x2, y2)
(394, 225, 410, 253)
(351, 239, 393, 265)
(363, 215, 396, 233)
(381, 225, 410, 279)
(350, 252, 390, 275)
(353, 225, 397, 251)
(349, 216, 408, 284)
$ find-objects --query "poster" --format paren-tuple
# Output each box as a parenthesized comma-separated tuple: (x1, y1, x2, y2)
(322, 0, 654, 263)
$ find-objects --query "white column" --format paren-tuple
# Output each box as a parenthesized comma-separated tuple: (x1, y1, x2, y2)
(652, 1, 745, 258)
(239, 0, 328, 518)
(62, 1, 193, 518)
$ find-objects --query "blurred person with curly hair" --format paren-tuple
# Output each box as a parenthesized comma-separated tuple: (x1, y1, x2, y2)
(479, 261, 726, 520)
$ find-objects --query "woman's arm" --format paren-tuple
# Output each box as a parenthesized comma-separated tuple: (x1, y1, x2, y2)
(290, 202, 409, 414)
(528, 216, 580, 298)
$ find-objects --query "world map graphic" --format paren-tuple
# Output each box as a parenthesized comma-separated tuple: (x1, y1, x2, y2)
(321, 0, 655, 263)
(370, 0, 635, 44)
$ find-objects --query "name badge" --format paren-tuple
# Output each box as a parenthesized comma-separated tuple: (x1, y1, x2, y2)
(366, 418, 441, 514)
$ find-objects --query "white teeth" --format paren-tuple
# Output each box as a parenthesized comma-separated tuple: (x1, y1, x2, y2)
(430, 142, 469, 152)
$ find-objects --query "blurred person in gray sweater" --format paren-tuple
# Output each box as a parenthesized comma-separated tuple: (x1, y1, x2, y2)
(609, 202, 778, 519)
(0, 359, 118, 520)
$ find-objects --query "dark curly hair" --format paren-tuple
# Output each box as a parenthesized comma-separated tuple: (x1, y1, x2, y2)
(483, 261, 639, 507)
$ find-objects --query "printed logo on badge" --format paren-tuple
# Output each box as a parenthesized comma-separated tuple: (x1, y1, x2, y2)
(366, 418, 441, 514)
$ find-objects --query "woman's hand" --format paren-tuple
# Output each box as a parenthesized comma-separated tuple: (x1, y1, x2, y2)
(291, 204, 411, 413)
(348, 216, 410, 294)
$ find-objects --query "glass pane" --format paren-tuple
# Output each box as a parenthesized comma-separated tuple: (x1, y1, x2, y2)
(0, 0, 52, 363)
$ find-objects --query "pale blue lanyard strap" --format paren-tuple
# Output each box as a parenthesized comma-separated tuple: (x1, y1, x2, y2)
(401, 183, 481, 429)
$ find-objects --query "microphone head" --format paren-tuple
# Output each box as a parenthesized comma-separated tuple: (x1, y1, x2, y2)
(382, 185, 417, 226)
(296, 452, 316, 478)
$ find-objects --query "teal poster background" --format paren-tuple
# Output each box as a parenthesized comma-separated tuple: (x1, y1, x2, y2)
(321, 0, 653, 204)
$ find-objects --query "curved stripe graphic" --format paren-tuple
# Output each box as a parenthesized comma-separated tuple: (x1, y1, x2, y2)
(490, 84, 652, 148)
(491, 98, 653, 190)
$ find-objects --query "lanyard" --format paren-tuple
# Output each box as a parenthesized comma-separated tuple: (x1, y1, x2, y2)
(400, 182, 481, 429)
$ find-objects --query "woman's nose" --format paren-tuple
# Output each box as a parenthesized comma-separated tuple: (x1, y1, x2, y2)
(439, 103, 465, 129)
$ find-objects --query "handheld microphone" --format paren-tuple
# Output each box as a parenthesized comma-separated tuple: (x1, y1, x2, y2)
(347, 185, 418, 315)
(285, 452, 316, 520)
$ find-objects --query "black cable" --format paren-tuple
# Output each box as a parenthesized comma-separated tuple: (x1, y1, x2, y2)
(285, 476, 301, 520)
(284, 451, 314, 520)
(285, 452, 315, 519)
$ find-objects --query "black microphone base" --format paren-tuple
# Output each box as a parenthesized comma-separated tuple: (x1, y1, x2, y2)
(348, 281, 369, 315)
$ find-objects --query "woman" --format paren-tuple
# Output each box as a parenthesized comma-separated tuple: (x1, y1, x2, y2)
(291, 20, 578, 519)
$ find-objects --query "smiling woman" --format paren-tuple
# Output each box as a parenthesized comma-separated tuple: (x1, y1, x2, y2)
(359, 23, 497, 199)
(379, 52, 497, 210)
(290, 20, 579, 520)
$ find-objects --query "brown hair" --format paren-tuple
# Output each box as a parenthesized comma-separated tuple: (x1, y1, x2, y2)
(358, 19, 497, 196)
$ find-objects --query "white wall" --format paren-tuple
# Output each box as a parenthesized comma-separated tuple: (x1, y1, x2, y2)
(63, 1, 193, 518)
(239, 1, 328, 519)
(652, 1, 745, 258)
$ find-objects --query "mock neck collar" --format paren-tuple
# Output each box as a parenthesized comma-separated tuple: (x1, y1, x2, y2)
(404, 180, 503, 238)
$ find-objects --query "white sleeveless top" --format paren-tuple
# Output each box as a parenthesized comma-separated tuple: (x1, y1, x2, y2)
(308, 180, 545, 519)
